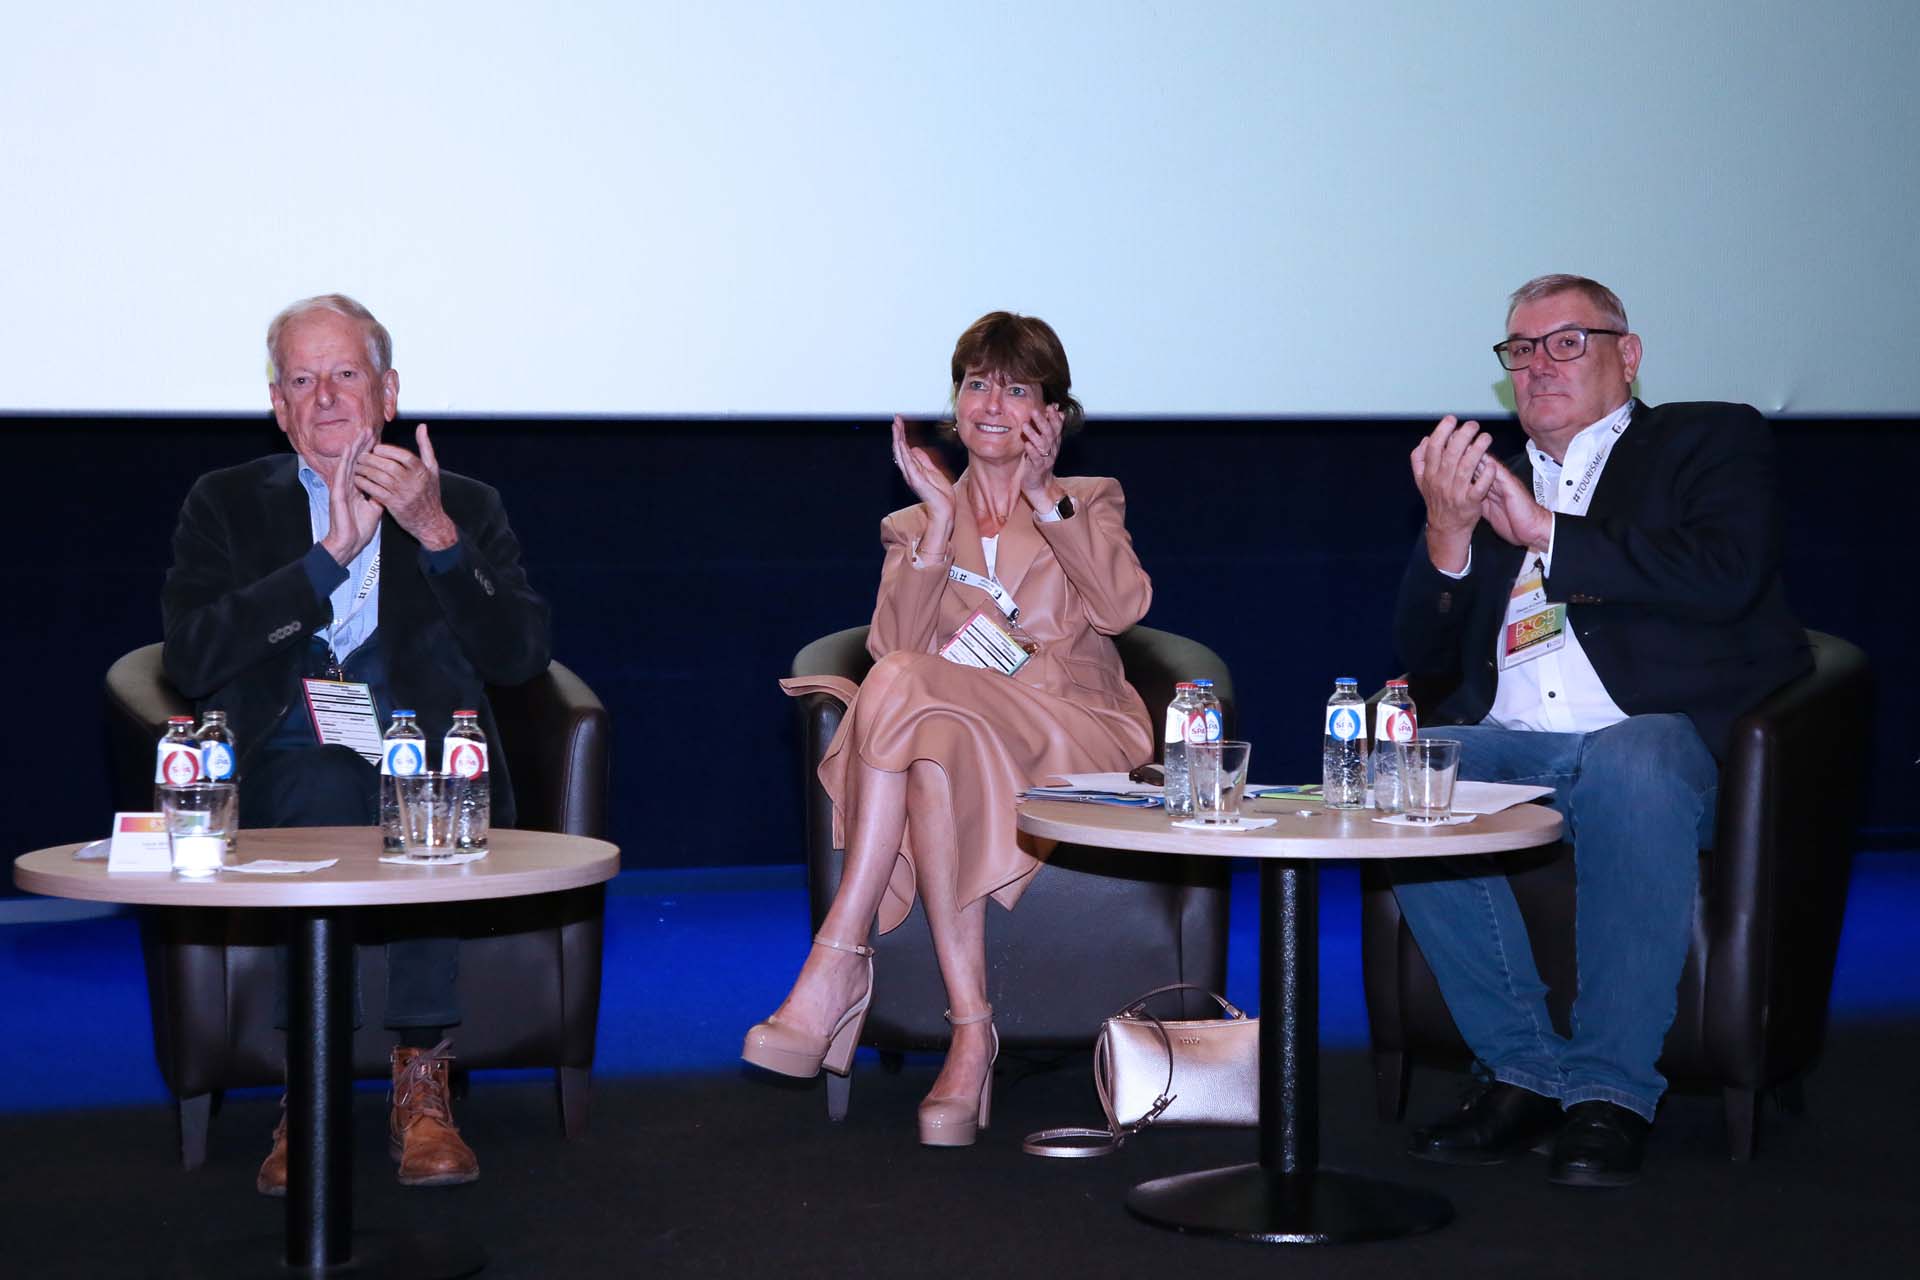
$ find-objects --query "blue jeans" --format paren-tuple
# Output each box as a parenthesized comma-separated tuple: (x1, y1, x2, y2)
(1387, 715, 1717, 1120)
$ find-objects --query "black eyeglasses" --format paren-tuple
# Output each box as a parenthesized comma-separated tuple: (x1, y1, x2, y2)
(1492, 326, 1625, 371)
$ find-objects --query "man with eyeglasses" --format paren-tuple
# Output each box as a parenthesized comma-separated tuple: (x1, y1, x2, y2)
(1387, 273, 1809, 1186)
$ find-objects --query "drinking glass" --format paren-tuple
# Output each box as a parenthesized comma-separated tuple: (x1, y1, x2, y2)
(1192, 740, 1253, 824)
(398, 772, 459, 858)
(161, 782, 237, 877)
(1396, 739, 1461, 823)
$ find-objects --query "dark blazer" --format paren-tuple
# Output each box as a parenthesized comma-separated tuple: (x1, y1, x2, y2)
(1393, 400, 1809, 760)
(160, 452, 551, 824)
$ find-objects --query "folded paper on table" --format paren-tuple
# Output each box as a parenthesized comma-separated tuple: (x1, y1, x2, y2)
(1448, 782, 1555, 814)
(223, 860, 338, 874)
(1042, 772, 1162, 796)
(379, 851, 489, 866)
(1021, 788, 1163, 808)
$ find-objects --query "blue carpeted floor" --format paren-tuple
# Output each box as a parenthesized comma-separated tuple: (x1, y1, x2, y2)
(4, 854, 1917, 1113)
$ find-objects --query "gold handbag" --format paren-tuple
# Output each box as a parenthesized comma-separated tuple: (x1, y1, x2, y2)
(1023, 983, 1258, 1158)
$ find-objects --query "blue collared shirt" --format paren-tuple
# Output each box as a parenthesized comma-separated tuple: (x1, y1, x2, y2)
(296, 463, 384, 665)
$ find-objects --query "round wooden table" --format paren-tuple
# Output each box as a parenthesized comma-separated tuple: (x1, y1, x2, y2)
(1017, 795, 1562, 1245)
(15, 827, 620, 1278)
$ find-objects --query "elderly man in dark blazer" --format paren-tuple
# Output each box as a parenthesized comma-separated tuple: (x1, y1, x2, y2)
(1387, 274, 1807, 1187)
(161, 294, 550, 1195)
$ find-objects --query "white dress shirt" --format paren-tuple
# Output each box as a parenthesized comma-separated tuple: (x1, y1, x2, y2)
(1483, 401, 1633, 735)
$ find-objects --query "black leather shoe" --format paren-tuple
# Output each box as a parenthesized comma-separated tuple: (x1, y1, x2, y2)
(1407, 1081, 1564, 1166)
(1548, 1101, 1650, 1188)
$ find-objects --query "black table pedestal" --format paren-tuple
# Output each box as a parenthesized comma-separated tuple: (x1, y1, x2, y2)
(1126, 860, 1452, 1244)
(157, 909, 485, 1278)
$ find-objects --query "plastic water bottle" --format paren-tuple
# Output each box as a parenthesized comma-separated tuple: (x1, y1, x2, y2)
(1322, 678, 1369, 809)
(443, 709, 490, 852)
(380, 710, 428, 853)
(1370, 680, 1419, 814)
(153, 716, 201, 808)
(195, 709, 239, 848)
(1162, 682, 1202, 817)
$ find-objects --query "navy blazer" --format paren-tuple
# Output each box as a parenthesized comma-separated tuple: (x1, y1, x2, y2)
(1393, 400, 1809, 760)
(160, 452, 552, 824)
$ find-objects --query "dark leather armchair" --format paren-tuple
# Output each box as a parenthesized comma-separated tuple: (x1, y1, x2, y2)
(104, 643, 612, 1168)
(1361, 631, 1872, 1158)
(790, 624, 1234, 1121)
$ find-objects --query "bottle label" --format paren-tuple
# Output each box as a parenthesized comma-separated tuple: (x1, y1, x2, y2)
(1376, 705, 1417, 745)
(1183, 709, 1211, 744)
(201, 742, 235, 781)
(1201, 707, 1223, 742)
(1325, 705, 1366, 742)
(157, 744, 202, 786)
(1163, 704, 1184, 745)
(383, 740, 427, 778)
(444, 740, 489, 778)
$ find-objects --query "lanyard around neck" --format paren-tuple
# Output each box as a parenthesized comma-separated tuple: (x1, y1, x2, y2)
(1532, 402, 1632, 516)
(947, 564, 1019, 622)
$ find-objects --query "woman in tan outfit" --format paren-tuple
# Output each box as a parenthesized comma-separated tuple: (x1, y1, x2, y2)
(744, 312, 1154, 1146)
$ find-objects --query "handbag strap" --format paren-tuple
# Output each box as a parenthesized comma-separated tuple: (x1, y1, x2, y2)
(1114, 982, 1247, 1022)
(1022, 984, 1243, 1159)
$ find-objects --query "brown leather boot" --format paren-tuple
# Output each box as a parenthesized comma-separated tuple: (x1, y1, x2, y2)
(389, 1041, 479, 1187)
(256, 1100, 289, 1197)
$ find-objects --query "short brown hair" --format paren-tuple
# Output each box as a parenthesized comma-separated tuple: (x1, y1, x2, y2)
(1506, 274, 1629, 332)
(948, 311, 1084, 435)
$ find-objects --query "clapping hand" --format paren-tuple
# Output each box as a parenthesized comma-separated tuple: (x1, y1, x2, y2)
(1410, 415, 1496, 572)
(1015, 403, 1067, 507)
(353, 424, 459, 552)
(891, 416, 956, 521)
(320, 429, 385, 565)
(1478, 461, 1552, 552)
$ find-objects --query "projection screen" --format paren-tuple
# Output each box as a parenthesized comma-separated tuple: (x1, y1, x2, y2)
(3, 1, 1915, 419)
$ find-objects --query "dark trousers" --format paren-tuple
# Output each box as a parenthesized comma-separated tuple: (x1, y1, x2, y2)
(249, 746, 462, 1030)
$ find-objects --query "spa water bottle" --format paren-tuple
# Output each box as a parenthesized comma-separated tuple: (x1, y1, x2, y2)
(380, 710, 427, 853)
(1322, 678, 1369, 809)
(195, 710, 237, 783)
(443, 710, 490, 852)
(1162, 682, 1202, 817)
(194, 709, 239, 848)
(1370, 681, 1418, 814)
(1192, 679, 1224, 747)
(153, 716, 201, 808)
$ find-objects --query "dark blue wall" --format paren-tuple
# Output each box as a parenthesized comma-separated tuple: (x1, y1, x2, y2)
(3, 414, 1906, 879)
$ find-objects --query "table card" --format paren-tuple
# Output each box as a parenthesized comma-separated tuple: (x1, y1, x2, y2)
(106, 813, 173, 872)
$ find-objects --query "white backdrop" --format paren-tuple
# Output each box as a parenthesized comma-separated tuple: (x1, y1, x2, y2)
(4, 1, 1916, 418)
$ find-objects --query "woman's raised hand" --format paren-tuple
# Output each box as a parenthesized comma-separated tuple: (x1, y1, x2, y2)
(1015, 403, 1067, 504)
(891, 415, 955, 522)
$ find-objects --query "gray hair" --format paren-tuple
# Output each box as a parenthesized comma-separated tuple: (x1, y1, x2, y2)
(1506, 274, 1629, 332)
(266, 294, 393, 382)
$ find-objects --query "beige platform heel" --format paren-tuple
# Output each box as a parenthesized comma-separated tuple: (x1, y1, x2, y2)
(918, 1007, 998, 1147)
(741, 935, 875, 1078)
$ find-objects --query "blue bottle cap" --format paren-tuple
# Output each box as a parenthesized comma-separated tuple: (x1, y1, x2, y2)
(391, 709, 416, 718)
(1192, 678, 1214, 687)
(1335, 677, 1358, 686)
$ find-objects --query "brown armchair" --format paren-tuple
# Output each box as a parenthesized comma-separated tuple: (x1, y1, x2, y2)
(104, 643, 613, 1168)
(789, 624, 1234, 1121)
(1360, 630, 1873, 1158)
